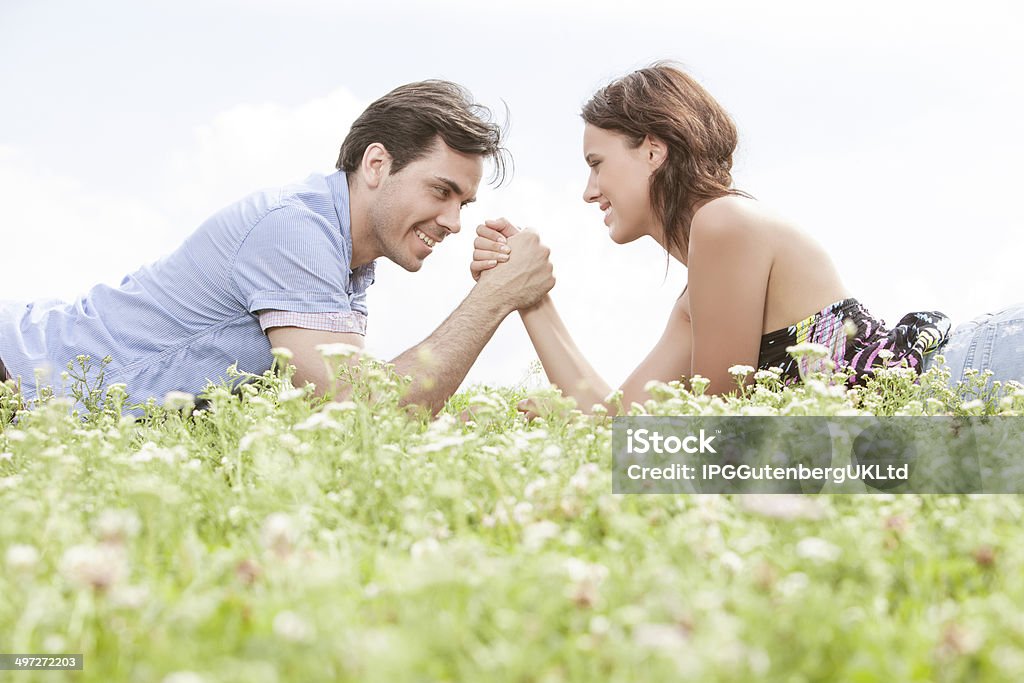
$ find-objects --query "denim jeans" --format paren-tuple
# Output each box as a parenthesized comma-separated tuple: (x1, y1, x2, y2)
(922, 302, 1024, 388)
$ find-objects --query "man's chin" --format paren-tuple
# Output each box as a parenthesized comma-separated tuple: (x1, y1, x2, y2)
(389, 255, 424, 273)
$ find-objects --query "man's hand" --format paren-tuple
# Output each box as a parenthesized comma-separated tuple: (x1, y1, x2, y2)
(472, 220, 555, 312)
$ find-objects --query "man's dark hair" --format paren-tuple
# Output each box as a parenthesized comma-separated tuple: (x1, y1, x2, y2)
(337, 80, 510, 186)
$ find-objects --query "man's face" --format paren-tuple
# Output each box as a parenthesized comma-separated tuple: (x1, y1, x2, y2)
(368, 138, 484, 272)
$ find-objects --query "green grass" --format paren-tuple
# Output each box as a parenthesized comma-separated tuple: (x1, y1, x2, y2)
(2, 352, 1024, 682)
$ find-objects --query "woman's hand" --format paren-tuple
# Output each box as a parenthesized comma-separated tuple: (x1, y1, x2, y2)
(516, 391, 579, 422)
(470, 217, 521, 281)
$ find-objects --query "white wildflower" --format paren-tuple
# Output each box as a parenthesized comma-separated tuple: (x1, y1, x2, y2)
(0, 475, 23, 489)
(410, 537, 441, 560)
(260, 512, 298, 558)
(961, 399, 986, 413)
(163, 391, 195, 412)
(777, 571, 810, 597)
(876, 349, 895, 361)
(689, 375, 711, 394)
(563, 557, 609, 607)
(277, 388, 306, 402)
(273, 610, 315, 643)
(294, 412, 341, 431)
(130, 442, 185, 464)
(523, 520, 560, 550)
(719, 551, 744, 573)
(590, 615, 611, 635)
(513, 501, 534, 524)
(541, 444, 562, 458)
(6, 544, 40, 573)
(563, 557, 609, 584)
(795, 537, 841, 563)
(60, 544, 126, 591)
(785, 342, 830, 359)
(238, 432, 258, 452)
(109, 584, 150, 609)
(569, 463, 601, 491)
(740, 494, 824, 521)
(523, 477, 547, 499)
(633, 623, 688, 651)
(834, 407, 868, 416)
(227, 506, 247, 525)
(270, 346, 294, 361)
(728, 364, 755, 378)
(94, 509, 142, 544)
(315, 342, 361, 358)
(468, 393, 504, 410)
(43, 635, 66, 652)
(644, 379, 669, 393)
(739, 405, 778, 416)
(409, 434, 468, 454)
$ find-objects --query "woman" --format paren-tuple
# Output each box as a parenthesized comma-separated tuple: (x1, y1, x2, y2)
(471, 62, 1024, 413)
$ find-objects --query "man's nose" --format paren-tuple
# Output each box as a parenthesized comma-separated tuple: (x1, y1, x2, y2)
(438, 204, 461, 234)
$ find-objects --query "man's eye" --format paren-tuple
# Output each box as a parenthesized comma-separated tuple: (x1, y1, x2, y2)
(435, 186, 450, 198)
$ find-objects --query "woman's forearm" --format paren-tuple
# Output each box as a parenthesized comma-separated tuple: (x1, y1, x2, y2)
(518, 295, 612, 410)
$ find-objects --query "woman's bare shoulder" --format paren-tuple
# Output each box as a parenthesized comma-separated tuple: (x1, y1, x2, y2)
(692, 194, 782, 228)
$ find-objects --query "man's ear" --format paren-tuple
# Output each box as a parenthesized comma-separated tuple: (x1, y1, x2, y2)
(360, 143, 392, 189)
(645, 135, 668, 171)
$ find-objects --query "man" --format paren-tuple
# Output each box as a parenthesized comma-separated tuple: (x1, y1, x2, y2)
(0, 80, 554, 416)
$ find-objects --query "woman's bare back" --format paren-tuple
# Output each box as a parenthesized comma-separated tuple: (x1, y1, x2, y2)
(677, 195, 851, 336)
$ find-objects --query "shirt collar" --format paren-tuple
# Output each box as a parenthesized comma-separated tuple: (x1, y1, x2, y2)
(326, 170, 376, 288)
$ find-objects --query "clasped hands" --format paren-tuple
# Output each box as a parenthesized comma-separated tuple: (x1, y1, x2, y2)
(469, 217, 555, 311)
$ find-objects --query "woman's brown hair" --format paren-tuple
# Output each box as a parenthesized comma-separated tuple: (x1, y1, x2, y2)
(581, 61, 751, 259)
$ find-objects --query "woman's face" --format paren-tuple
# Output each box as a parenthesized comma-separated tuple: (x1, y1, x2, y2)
(582, 124, 663, 244)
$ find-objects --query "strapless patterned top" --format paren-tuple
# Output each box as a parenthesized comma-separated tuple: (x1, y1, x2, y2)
(758, 297, 951, 385)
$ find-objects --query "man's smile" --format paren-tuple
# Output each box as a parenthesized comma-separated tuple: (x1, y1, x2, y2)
(414, 227, 438, 248)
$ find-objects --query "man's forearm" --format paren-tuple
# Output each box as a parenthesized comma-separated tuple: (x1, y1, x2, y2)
(388, 285, 511, 415)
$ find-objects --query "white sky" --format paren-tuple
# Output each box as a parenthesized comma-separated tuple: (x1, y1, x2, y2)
(2, 0, 1022, 392)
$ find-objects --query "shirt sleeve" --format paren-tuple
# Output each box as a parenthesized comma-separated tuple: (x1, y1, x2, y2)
(257, 310, 367, 335)
(231, 203, 354, 314)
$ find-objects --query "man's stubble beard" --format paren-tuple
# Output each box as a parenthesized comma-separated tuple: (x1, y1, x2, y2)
(367, 184, 420, 273)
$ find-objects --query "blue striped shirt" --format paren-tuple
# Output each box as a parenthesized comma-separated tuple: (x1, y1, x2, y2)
(0, 170, 375, 414)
